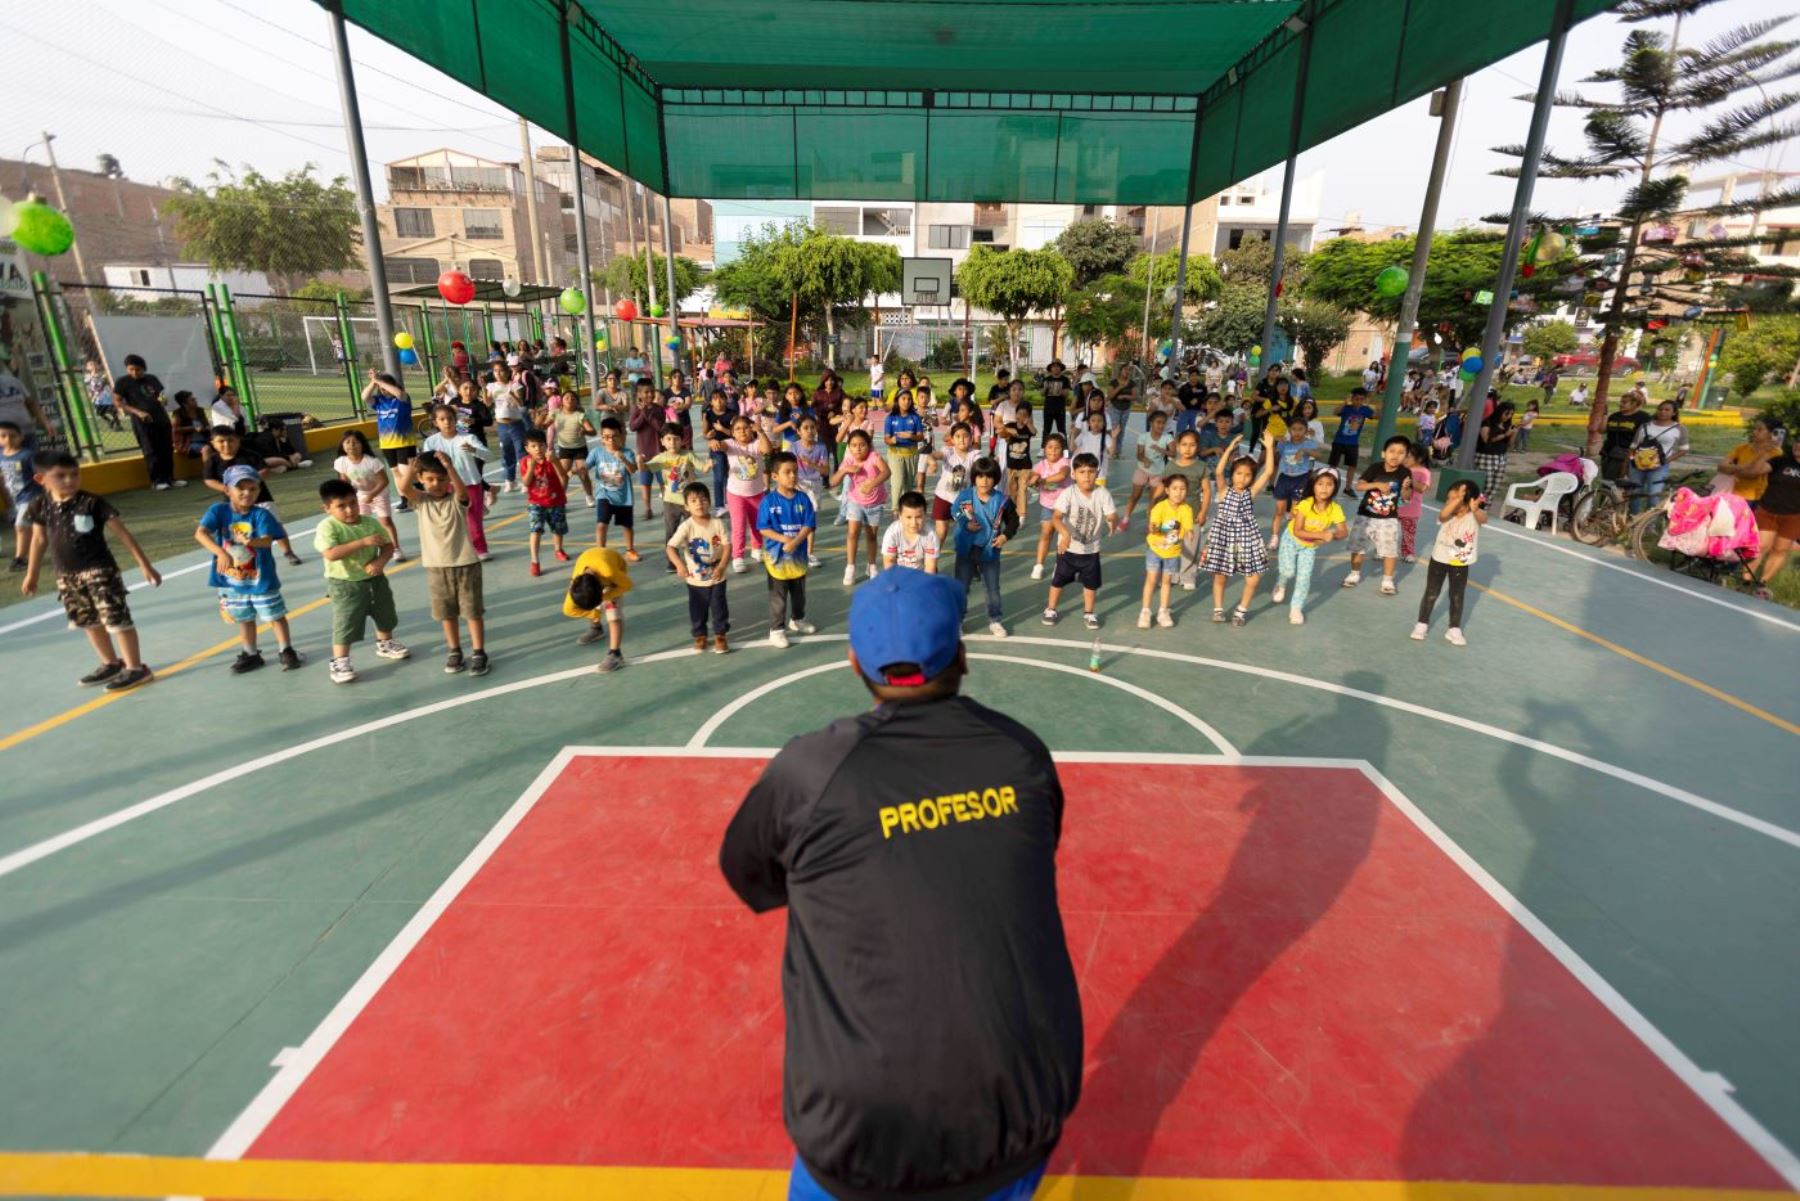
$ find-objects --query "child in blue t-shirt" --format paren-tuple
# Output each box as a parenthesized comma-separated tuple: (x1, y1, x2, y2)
(1329, 387, 1376, 470)
(194, 465, 302, 673)
(1, 421, 43, 570)
(756, 451, 817, 648)
(586, 417, 640, 561)
(883, 390, 927, 509)
(952, 457, 1020, 635)
(1268, 418, 1326, 548)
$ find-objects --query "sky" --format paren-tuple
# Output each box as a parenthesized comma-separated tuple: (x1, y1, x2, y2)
(0, 0, 1794, 235)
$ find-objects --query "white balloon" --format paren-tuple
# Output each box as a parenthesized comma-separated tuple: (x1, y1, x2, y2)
(502, 277, 522, 298)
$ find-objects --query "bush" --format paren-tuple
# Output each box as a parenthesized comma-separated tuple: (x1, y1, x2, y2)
(924, 337, 965, 370)
(1754, 392, 1800, 438)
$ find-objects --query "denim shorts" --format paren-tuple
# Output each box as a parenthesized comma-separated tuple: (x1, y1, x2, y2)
(1144, 547, 1180, 574)
(842, 498, 885, 524)
(219, 589, 289, 625)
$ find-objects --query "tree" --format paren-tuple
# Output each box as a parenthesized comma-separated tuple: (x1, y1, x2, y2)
(1522, 319, 1581, 363)
(1302, 232, 1563, 355)
(1718, 314, 1800, 395)
(1195, 289, 1269, 356)
(1050, 218, 1141, 286)
(781, 231, 901, 369)
(956, 246, 1073, 374)
(1128, 247, 1224, 306)
(1502, 1, 1800, 449)
(711, 221, 814, 365)
(162, 162, 359, 292)
(96, 154, 123, 179)
(1278, 299, 1353, 371)
(1063, 273, 1143, 352)
(598, 252, 708, 308)
(288, 278, 371, 313)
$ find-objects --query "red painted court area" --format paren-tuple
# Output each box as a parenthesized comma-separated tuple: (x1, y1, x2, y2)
(246, 754, 1781, 1189)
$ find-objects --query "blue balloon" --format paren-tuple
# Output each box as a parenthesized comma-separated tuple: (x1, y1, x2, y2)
(1460, 355, 1482, 375)
(397, 347, 419, 366)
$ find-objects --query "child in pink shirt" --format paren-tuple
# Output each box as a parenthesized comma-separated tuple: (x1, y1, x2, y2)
(1399, 442, 1432, 562)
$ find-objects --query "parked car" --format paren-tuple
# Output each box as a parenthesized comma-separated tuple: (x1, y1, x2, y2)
(1552, 349, 1640, 374)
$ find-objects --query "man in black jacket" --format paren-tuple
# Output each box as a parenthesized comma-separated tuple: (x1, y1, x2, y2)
(721, 568, 1083, 1201)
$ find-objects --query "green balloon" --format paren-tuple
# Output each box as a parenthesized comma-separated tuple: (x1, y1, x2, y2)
(558, 286, 586, 315)
(10, 198, 73, 256)
(1374, 265, 1409, 298)
(650, 302, 667, 318)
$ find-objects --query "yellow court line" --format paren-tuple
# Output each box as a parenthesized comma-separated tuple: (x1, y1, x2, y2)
(1471, 582, 1799, 737)
(0, 1154, 1788, 1201)
(0, 513, 526, 755)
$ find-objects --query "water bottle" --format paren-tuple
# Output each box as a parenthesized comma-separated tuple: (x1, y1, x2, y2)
(1088, 637, 1102, 673)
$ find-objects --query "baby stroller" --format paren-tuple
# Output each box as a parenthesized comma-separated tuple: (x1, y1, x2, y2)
(1635, 487, 1759, 584)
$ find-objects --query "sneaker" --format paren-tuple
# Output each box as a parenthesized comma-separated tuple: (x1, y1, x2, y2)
(1445, 628, 1468, 647)
(577, 623, 607, 645)
(1180, 577, 1197, 591)
(596, 649, 625, 674)
(555, 549, 571, 562)
(1379, 576, 1397, 596)
(1030, 563, 1045, 581)
(1342, 570, 1362, 589)
(277, 646, 302, 670)
(105, 664, 154, 690)
(391, 549, 406, 563)
(297, 459, 314, 468)
(171, 479, 189, 488)
(1082, 612, 1100, 630)
(375, 638, 411, 660)
(328, 657, 358, 684)
(1409, 622, 1428, 641)
(866, 563, 879, 580)
(748, 547, 762, 563)
(1041, 608, 1059, 626)
(478, 552, 492, 562)
(693, 635, 708, 654)
(1137, 607, 1152, 629)
(733, 557, 748, 575)
(1231, 606, 1247, 628)
(1403, 554, 1417, 564)
(394, 498, 411, 513)
(1289, 608, 1305, 625)
(1212, 607, 1226, 623)
(843, 564, 856, 586)
(444, 649, 466, 674)
(7, 557, 24, 572)
(807, 554, 823, 568)
(78, 660, 125, 687)
(787, 619, 817, 635)
(1156, 609, 1174, 628)
(625, 549, 642, 563)
(152, 482, 171, 492)
(230, 650, 265, 675)
(769, 628, 790, 649)
(468, 650, 489, 676)
(1268, 535, 1280, 550)
(284, 551, 303, 566)
(712, 634, 729, 654)
(529, 561, 542, 577)
(987, 621, 1008, 638)
(1271, 583, 1286, 605)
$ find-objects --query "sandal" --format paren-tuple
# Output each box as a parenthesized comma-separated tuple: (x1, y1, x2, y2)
(1211, 607, 1226, 623)
(1231, 606, 1248, 627)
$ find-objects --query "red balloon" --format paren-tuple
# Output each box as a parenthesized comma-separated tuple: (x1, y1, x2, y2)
(437, 270, 476, 305)
(614, 298, 639, 322)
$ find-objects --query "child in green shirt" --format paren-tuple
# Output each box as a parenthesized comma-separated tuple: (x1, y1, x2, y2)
(314, 478, 410, 684)
(643, 426, 710, 572)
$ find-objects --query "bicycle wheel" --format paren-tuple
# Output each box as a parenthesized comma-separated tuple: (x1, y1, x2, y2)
(1571, 490, 1626, 545)
(1629, 506, 1671, 561)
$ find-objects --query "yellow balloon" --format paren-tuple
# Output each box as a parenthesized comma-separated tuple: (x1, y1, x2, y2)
(394, 332, 415, 350)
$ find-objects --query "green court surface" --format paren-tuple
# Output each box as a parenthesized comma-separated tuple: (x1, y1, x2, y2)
(0, 412, 1796, 1198)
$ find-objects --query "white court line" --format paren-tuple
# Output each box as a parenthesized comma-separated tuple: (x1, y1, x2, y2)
(1358, 759, 1800, 1189)
(1421, 500, 1800, 633)
(683, 651, 1239, 757)
(6, 632, 1795, 884)
(203, 745, 1800, 1187)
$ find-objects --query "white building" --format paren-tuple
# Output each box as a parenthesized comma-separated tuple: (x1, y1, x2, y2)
(101, 263, 272, 303)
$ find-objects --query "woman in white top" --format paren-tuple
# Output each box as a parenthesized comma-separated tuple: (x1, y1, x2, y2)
(209, 385, 247, 434)
(1625, 400, 1690, 515)
(487, 363, 528, 491)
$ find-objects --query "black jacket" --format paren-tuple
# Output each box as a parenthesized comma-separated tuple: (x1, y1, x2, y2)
(720, 695, 1083, 1201)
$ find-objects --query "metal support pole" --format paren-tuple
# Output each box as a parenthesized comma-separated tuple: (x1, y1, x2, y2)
(218, 283, 259, 423)
(1170, 98, 1204, 368)
(327, 0, 401, 381)
(32, 272, 97, 459)
(640, 182, 662, 387)
(558, 3, 602, 399)
(1455, 0, 1575, 471)
(661, 193, 684, 374)
(1372, 78, 1462, 449)
(334, 292, 363, 417)
(518, 117, 549, 285)
(1260, 11, 1314, 365)
(39, 133, 93, 285)
(1140, 206, 1162, 363)
(416, 300, 439, 384)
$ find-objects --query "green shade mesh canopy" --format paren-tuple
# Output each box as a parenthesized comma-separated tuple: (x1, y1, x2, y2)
(325, 0, 1614, 204)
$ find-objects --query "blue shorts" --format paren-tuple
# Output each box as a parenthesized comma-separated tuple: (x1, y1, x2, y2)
(789, 1156, 1045, 1201)
(1273, 471, 1313, 502)
(219, 588, 288, 625)
(635, 468, 655, 487)
(842, 498, 885, 525)
(595, 498, 635, 529)
(1145, 547, 1181, 574)
(528, 503, 569, 536)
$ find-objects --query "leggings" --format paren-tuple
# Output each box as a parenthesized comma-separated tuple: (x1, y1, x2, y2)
(726, 490, 765, 561)
(1275, 530, 1320, 612)
(1042, 405, 1066, 445)
(464, 478, 488, 555)
(1399, 515, 1419, 559)
(496, 421, 527, 484)
(710, 456, 729, 509)
(888, 452, 919, 509)
(1417, 559, 1468, 629)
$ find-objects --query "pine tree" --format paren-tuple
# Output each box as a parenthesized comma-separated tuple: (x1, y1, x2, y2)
(1496, 0, 1799, 448)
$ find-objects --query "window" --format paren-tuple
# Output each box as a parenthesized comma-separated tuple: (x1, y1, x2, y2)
(564, 233, 580, 252)
(129, 268, 152, 286)
(1082, 205, 1098, 217)
(388, 166, 426, 191)
(383, 257, 439, 285)
(972, 227, 996, 244)
(863, 208, 910, 236)
(464, 209, 504, 240)
(816, 207, 860, 235)
(468, 258, 505, 279)
(394, 207, 434, 238)
(928, 224, 970, 249)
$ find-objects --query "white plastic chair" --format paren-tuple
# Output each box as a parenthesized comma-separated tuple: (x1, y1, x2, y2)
(1502, 471, 1580, 535)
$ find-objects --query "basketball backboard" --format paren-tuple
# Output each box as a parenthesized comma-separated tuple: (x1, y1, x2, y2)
(901, 257, 953, 307)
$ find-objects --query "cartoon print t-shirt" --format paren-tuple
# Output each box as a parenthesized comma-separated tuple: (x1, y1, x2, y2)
(1432, 511, 1480, 567)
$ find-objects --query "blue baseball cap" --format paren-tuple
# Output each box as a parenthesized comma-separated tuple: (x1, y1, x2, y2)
(222, 465, 260, 488)
(848, 568, 963, 686)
